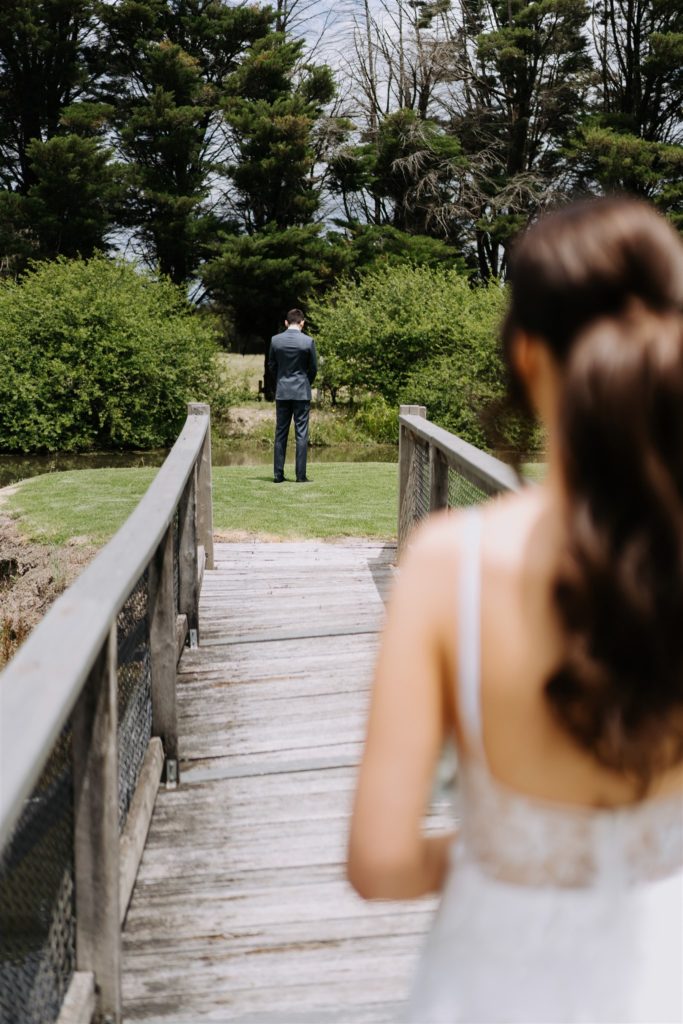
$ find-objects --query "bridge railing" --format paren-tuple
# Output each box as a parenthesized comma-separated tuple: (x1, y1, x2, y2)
(0, 403, 214, 1024)
(398, 404, 521, 550)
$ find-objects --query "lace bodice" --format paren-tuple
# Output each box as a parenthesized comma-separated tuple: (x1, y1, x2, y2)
(458, 756, 683, 888)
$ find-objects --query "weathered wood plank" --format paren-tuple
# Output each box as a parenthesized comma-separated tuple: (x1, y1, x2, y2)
(174, 613, 188, 663)
(123, 1000, 406, 1024)
(148, 524, 178, 776)
(121, 541, 438, 1022)
(56, 971, 95, 1024)
(199, 621, 384, 647)
(72, 625, 121, 1022)
(123, 979, 412, 1023)
(119, 738, 164, 925)
(177, 471, 199, 637)
(188, 402, 214, 570)
(178, 740, 366, 771)
(400, 410, 519, 496)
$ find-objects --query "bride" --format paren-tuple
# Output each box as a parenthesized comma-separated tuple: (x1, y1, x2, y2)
(348, 197, 683, 1023)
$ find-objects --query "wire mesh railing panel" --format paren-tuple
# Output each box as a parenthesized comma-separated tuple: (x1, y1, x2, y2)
(117, 570, 152, 832)
(447, 466, 487, 509)
(399, 437, 431, 542)
(413, 441, 430, 522)
(0, 730, 75, 1024)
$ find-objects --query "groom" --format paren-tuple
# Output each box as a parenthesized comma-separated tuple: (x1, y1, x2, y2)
(268, 308, 318, 483)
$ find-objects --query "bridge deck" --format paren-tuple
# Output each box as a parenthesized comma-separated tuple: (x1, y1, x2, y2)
(121, 541, 441, 1023)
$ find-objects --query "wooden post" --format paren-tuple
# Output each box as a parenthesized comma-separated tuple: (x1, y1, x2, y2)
(148, 524, 178, 783)
(72, 624, 121, 1023)
(398, 405, 426, 553)
(430, 444, 449, 512)
(188, 403, 214, 570)
(178, 470, 199, 639)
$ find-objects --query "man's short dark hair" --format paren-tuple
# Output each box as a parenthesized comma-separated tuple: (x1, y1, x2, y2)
(286, 308, 305, 324)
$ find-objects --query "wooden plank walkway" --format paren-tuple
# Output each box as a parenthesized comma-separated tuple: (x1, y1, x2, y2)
(121, 541, 444, 1023)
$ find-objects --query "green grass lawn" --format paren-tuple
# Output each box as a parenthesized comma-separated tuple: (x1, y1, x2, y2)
(212, 463, 397, 538)
(6, 463, 399, 544)
(6, 468, 158, 544)
(521, 462, 546, 483)
(5, 458, 545, 547)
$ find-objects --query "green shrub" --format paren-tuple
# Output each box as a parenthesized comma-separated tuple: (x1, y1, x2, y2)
(0, 255, 220, 452)
(310, 264, 513, 448)
(401, 353, 496, 449)
(352, 395, 398, 444)
(401, 354, 545, 454)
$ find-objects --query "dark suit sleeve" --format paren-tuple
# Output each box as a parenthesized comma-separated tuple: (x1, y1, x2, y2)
(308, 340, 318, 385)
(268, 338, 278, 379)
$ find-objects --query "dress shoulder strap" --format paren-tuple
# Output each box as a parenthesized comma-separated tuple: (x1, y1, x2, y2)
(457, 507, 486, 760)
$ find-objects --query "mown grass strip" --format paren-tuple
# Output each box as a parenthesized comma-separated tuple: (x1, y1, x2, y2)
(5, 463, 399, 544)
(5, 460, 544, 547)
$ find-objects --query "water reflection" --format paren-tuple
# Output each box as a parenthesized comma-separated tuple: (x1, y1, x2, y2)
(0, 441, 398, 488)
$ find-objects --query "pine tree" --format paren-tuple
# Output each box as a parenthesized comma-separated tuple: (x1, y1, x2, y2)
(576, 0, 683, 224)
(0, 0, 95, 193)
(0, 0, 115, 267)
(329, 109, 465, 240)
(453, 0, 592, 277)
(101, 0, 272, 283)
(205, 33, 337, 392)
(221, 34, 335, 232)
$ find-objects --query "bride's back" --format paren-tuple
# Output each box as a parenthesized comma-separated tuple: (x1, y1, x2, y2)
(475, 488, 683, 810)
(471, 197, 683, 813)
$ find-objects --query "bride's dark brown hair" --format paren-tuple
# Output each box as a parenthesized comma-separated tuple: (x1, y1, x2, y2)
(504, 197, 683, 786)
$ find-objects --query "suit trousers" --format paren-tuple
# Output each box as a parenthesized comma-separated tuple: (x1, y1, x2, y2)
(274, 400, 310, 481)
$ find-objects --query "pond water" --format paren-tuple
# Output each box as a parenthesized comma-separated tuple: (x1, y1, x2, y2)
(0, 440, 398, 489)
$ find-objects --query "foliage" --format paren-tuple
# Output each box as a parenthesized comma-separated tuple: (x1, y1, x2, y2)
(223, 34, 335, 231)
(25, 135, 123, 258)
(352, 395, 399, 444)
(0, 0, 96, 193)
(569, 0, 683, 225)
(0, 256, 219, 452)
(0, 0, 119, 266)
(337, 224, 467, 276)
(401, 352, 543, 453)
(590, 0, 682, 146)
(204, 223, 346, 394)
(575, 127, 683, 227)
(208, 34, 336, 389)
(0, 0, 679, 374)
(458, 0, 592, 277)
(0, 133, 123, 267)
(101, 0, 273, 284)
(310, 264, 507, 423)
(329, 110, 466, 239)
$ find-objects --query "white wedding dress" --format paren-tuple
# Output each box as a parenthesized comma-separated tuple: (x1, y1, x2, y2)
(407, 511, 683, 1024)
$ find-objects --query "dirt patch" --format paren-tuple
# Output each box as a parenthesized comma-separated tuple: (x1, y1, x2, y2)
(214, 528, 394, 546)
(226, 405, 273, 433)
(0, 512, 97, 668)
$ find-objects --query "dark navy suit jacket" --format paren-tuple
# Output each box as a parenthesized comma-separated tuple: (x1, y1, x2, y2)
(268, 328, 318, 401)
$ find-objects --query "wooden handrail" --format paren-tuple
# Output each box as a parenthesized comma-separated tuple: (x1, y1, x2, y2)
(398, 406, 521, 550)
(0, 406, 209, 845)
(0, 403, 213, 1024)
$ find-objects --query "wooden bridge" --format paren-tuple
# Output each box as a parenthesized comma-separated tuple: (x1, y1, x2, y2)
(0, 405, 517, 1024)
